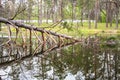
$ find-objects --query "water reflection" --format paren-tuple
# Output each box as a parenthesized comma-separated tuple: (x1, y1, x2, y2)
(0, 37, 120, 80)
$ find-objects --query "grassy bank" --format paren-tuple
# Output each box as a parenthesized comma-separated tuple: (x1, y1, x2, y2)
(1, 22, 120, 38)
(37, 22, 120, 37)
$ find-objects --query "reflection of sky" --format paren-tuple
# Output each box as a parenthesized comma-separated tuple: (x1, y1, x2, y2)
(1, 0, 28, 4)
(64, 73, 75, 80)
(0, 65, 85, 80)
(0, 56, 85, 80)
(0, 41, 119, 80)
(0, 66, 12, 79)
(64, 72, 85, 80)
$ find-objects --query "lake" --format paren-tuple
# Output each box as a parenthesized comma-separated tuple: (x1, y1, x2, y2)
(0, 35, 120, 80)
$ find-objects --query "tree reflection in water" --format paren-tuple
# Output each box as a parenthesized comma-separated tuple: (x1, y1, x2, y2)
(0, 37, 120, 80)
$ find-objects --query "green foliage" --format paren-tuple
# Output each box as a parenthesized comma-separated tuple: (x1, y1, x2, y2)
(61, 21, 73, 32)
(107, 36, 116, 41)
(101, 11, 106, 23)
(101, 35, 118, 48)
(63, 3, 72, 19)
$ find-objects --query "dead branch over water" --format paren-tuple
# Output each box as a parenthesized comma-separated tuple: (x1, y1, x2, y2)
(0, 17, 80, 42)
(0, 17, 81, 65)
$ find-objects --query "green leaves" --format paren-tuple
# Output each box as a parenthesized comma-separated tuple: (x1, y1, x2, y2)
(61, 21, 73, 32)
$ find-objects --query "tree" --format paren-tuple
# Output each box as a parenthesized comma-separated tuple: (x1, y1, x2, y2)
(27, 0, 34, 23)
(59, 0, 63, 20)
(114, 0, 120, 28)
(4, 0, 15, 19)
(38, 0, 43, 25)
(95, 0, 100, 28)
(0, 0, 3, 30)
(88, 0, 95, 29)
(77, 0, 84, 27)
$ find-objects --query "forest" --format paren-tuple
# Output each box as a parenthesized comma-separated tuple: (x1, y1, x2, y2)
(0, 0, 120, 28)
(0, 0, 120, 80)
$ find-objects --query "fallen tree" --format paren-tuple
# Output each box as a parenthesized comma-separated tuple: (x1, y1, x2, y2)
(0, 17, 80, 42)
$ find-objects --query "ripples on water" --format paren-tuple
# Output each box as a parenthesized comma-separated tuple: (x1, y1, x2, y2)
(0, 36, 120, 80)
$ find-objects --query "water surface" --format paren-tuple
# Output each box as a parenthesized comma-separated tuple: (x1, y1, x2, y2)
(0, 36, 120, 80)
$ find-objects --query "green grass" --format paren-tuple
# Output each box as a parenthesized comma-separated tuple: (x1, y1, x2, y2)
(1, 22, 120, 38)
(35, 22, 120, 37)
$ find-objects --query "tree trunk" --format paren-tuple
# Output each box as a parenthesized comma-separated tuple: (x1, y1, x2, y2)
(95, 0, 99, 29)
(106, 0, 109, 28)
(38, 0, 42, 25)
(116, 13, 119, 29)
(110, 11, 113, 27)
(46, 7, 48, 24)
(60, 0, 63, 20)
(109, 2, 113, 27)
(28, 1, 32, 23)
(72, 0, 74, 24)
(88, 10, 91, 29)
(80, 8, 83, 27)
(0, 0, 1, 31)
(52, 0, 55, 23)
(115, 1, 119, 29)
(0, 23, 2, 31)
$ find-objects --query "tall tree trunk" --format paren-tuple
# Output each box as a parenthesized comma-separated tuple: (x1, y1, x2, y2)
(51, 0, 54, 23)
(54, 2, 57, 23)
(88, 10, 91, 29)
(0, 0, 1, 31)
(20, 0, 25, 22)
(60, 0, 63, 20)
(80, 8, 83, 27)
(115, 1, 119, 29)
(38, 0, 42, 25)
(88, 0, 91, 29)
(0, 23, 1, 31)
(95, 2, 97, 28)
(71, 0, 74, 24)
(116, 13, 119, 29)
(106, 0, 109, 28)
(43, 3, 46, 19)
(52, 0, 55, 23)
(109, 2, 113, 27)
(95, 0, 99, 29)
(46, 7, 48, 24)
(51, 0, 57, 23)
(110, 11, 113, 27)
(28, 1, 32, 23)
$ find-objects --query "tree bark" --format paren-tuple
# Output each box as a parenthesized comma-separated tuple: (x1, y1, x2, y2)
(38, 0, 42, 25)
(60, 0, 63, 20)
(28, 0, 33, 23)
(95, 0, 99, 29)
(106, 0, 109, 28)
(115, 1, 119, 29)
(52, 0, 55, 23)
(80, 8, 83, 27)
(0, 0, 1, 30)
(88, 10, 91, 29)
(46, 7, 49, 24)
(72, 0, 74, 24)
(116, 13, 119, 29)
